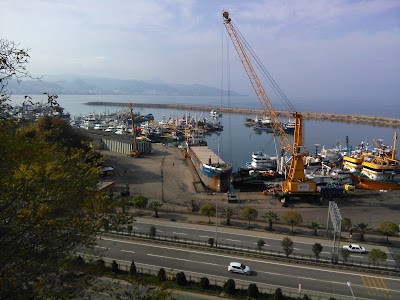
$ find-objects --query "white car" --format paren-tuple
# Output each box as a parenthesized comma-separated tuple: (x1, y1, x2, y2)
(228, 262, 252, 275)
(342, 244, 366, 253)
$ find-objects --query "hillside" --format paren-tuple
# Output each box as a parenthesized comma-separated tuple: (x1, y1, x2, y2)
(6, 77, 242, 97)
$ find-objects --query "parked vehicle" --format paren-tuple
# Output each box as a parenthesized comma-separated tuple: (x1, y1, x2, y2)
(342, 244, 366, 253)
(228, 262, 252, 275)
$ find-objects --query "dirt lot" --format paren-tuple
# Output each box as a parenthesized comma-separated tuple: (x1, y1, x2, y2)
(101, 144, 400, 230)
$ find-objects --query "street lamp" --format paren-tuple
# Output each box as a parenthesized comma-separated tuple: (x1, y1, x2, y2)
(214, 200, 218, 247)
(347, 281, 355, 300)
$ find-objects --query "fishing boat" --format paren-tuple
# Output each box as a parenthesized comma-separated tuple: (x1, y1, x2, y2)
(185, 130, 232, 192)
(354, 132, 400, 190)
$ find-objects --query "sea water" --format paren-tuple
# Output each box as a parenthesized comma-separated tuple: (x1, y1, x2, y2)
(10, 94, 400, 171)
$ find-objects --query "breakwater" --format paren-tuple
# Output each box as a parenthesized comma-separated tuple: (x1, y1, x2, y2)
(85, 101, 400, 128)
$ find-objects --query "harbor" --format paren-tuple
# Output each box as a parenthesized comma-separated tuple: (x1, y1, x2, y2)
(85, 101, 400, 128)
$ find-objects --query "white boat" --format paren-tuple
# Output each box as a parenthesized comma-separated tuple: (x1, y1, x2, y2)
(93, 123, 108, 130)
(210, 109, 222, 118)
(245, 151, 278, 170)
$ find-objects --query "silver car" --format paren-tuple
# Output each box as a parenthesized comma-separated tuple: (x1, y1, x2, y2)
(342, 244, 366, 253)
(228, 262, 252, 275)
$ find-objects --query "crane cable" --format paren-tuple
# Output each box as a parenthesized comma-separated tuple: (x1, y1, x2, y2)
(231, 22, 296, 114)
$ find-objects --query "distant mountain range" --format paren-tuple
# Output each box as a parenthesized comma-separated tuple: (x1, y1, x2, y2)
(7, 76, 242, 96)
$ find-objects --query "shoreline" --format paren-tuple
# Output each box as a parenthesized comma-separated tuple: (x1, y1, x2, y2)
(85, 101, 400, 128)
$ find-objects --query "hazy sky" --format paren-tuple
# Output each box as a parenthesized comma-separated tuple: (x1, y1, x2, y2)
(2, 0, 400, 103)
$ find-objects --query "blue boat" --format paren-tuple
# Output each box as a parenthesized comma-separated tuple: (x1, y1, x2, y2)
(186, 134, 232, 192)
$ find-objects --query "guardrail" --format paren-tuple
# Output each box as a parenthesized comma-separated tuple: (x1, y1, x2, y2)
(101, 229, 400, 275)
(93, 256, 354, 300)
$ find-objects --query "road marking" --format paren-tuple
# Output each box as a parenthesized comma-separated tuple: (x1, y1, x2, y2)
(100, 238, 400, 282)
(226, 239, 241, 242)
(173, 232, 187, 235)
(253, 242, 270, 246)
(148, 254, 220, 267)
(95, 246, 108, 249)
(135, 220, 334, 247)
(121, 250, 135, 254)
(157, 230, 163, 232)
(294, 248, 300, 250)
(199, 235, 213, 238)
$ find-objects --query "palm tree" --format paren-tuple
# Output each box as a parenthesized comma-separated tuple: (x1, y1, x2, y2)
(355, 222, 369, 242)
(222, 207, 234, 226)
(311, 221, 320, 236)
(150, 201, 163, 218)
(263, 210, 279, 231)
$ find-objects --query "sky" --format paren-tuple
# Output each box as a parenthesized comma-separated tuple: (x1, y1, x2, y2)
(2, 0, 400, 104)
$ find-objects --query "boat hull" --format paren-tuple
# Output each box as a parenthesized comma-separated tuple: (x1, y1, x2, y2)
(354, 175, 400, 190)
(187, 144, 232, 192)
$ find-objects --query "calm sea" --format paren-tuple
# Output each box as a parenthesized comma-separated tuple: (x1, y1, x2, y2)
(11, 94, 400, 171)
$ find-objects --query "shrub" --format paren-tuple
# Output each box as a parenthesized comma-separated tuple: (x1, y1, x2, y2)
(200, 277, 210, 290)
(149, 226, 156, 239)
(247, 283, 259, 298)
(158, 268, 167, 282)
(303, 295, 311, 300)
(208, 237, 214, 247)
(111, 260, 119, 273)
(223, 278, 236, 295)
(129, 260, 136, 275)
(175, 272, 187, 286)
(274, 287, 284, 300)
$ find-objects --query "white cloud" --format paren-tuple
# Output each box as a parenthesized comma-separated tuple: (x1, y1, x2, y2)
(1, 0, 399, 102)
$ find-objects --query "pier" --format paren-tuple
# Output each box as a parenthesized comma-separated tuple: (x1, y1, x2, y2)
(84, 101, 400, 128)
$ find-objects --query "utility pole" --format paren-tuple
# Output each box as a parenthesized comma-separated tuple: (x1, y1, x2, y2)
(215, 200, 218, 247)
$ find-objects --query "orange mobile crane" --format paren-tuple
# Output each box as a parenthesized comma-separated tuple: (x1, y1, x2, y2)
(222, 10, 317, 202)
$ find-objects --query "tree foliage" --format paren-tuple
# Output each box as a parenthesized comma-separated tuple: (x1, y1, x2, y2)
(222, 207, 234, 226)
(368, 249, 387, 266)
(377, 221, 399, 243)
(355, 222, 369, 242)
(247, 283, 259, 298)
(199, 203, 215, 223)
(341, 217, 352, 231)
(133, 195, 149, 209)
(281, 237, 294, 257)
(223, 278, 236, 295)
(263, 210, 279, 231)
(240, 207, 258, 228)
(150, 200, 163, 218)
(312, 243, 323, 260)
(200, 277, 210, 290)
(282, 209, 303, 233)
(175, 272, 187, 286)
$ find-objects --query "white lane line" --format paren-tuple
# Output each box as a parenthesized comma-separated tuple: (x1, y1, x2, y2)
(253, 242, 270, 246)
(100, 238, 400, 282)
(121, 250, 135, 254)
(294, 248, 300, 250)
(226, 239, 241, 242)
(199, 235, 213, 238)
(95, 246, 108, 249)
(135, 220, 334, 247)
(172, 232, 187, 235)
(157, 230, 163, 232)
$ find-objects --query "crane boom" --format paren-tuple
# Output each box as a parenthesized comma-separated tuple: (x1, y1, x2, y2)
(222, 11, 291, 154)
(222, 10, 316, 196)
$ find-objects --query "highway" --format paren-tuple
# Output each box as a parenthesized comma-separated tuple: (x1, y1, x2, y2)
(86, 236, 400, 300)
(122, 218, 397, 266)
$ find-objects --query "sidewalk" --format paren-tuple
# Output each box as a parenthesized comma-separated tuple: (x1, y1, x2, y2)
(133, 209, 400, 252)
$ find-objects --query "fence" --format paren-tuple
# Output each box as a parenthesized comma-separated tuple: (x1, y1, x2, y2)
(102, 229, 399, 273)
(94, 257, 354, 300)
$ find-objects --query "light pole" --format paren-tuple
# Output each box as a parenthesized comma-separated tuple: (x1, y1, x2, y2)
(215, 200, 218, 247)
(347, 281, 355, 300)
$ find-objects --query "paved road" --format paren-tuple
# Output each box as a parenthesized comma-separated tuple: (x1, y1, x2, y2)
(84, 236, 400, 300)
(124, 217, 397, 267)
